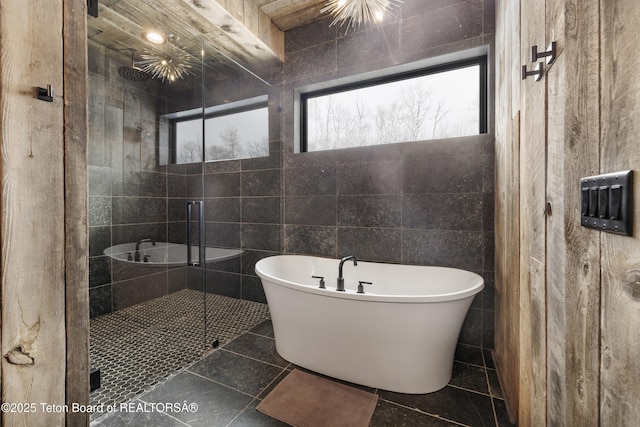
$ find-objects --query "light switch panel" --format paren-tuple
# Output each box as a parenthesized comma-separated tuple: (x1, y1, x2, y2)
(580, 170, 633, 236)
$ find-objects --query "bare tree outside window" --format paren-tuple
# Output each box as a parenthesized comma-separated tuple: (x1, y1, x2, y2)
(246, 137, 270, 158)
(304, 64, 482, 151)
(208, 126, 240, 161)
(175, 120, 203, 163)
(173, 105, 268, 164)
(177, 138, 203, 163)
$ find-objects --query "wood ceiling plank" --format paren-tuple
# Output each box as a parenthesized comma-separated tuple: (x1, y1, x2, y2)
(97, 0, 282, 74)
(272, 3, 328, 30)
(260, 0, 329, 30)
(260, 0, 323, 19)
(175, 0, 284, 62)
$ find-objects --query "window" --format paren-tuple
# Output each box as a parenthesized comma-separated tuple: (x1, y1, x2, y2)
(170, 97, 269, 164)
(300, 57, 486, 152)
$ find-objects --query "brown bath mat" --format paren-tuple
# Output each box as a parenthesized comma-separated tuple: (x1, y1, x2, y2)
(257, 369, 378, 427)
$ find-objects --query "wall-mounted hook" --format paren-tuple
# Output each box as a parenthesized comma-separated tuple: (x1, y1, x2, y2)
(522, 62, 544, 81)
(87, 0, 99, 18)
(36, 85, 53, 102)
(532, 41, 557, 65)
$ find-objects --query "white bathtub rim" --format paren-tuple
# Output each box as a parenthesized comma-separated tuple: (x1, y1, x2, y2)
(104, 242, 242, 267)
(255, 255, 484, 303)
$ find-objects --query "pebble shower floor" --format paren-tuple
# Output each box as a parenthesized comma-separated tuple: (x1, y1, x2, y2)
(89, 289, 271, 420)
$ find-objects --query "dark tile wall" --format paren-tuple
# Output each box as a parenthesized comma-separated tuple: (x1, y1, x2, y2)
(88, 41, 187, 317)
(270, 0, 496, 350)
(169, 78, 281, 304)
(87, 45, 275, 317)
(88, 0, 496, 351)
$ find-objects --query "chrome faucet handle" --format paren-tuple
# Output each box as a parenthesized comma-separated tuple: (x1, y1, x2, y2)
(357, 281, 372, 294)
(312, 275, 325, 289)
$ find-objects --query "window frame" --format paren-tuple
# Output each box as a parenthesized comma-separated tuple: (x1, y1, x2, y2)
(299, 56, 488, 153)
(168, 96, 269, 164)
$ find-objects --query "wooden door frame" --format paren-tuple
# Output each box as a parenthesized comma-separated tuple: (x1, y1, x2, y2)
(1, 0, 88, 425)
(64, 0, 90, 425)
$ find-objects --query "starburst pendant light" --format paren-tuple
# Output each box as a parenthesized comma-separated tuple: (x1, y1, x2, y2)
(137, 35, 192, 83)
(321, 0, 403, 31)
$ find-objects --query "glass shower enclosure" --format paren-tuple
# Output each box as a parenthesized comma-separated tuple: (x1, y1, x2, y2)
(87, 0, 271, 411)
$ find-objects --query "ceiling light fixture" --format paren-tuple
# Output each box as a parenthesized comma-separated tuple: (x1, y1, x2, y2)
(322, 0, 402, 31)
(137, 35, 192, 83)
(143, 30, 166, 45)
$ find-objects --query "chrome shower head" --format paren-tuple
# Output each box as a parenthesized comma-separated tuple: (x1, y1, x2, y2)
(118, 65, 149, 81)
(118, 49, 149, 81)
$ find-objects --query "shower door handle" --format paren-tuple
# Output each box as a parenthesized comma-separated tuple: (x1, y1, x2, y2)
(186, 201, 204, 267)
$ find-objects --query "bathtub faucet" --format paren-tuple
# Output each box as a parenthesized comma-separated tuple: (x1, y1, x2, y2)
(337, 255, 358, 292)
(134, 238, 156, 262)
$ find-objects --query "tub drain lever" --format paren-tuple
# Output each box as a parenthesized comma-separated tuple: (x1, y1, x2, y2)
(312, 275, 325, 289)
(357, 281, 372, 294)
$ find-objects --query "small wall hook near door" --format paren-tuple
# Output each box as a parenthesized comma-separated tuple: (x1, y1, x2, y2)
(36, 85, 53, 102)
(532, 41, 557, 65)
(522, 62, 544, 81)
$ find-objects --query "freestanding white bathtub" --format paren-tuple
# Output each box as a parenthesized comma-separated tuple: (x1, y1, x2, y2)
(255, 255, 484, 394)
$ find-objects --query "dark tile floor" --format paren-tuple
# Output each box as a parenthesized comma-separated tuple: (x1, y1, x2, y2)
(89, 290, 271, 420)
(93, 320, 512, 426)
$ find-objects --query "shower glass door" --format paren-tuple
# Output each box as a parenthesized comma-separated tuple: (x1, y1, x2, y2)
(199, 40, 272, 348)
(87, 0, 211, 411)
(88, 0, 273, 413)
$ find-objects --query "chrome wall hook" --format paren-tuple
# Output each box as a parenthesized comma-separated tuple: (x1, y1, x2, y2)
(522, 62, 544, 81)
(532, 41, 557, 65)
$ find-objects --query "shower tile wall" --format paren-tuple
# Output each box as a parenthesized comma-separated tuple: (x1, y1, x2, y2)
(162, 76, 282, 306)
(88, 41, 178, 317)
(87, 39, 278, 318)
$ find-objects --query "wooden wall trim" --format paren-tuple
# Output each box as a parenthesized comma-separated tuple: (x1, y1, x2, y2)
(519, 0, 548, 424)
(63, 0, 90, 425)
(600, 0, 640, 424)
(494, 0, 521, 422)
(1, 1, 66, 425)
(496, 0, 639, 425)
(545, 0, 601, 425)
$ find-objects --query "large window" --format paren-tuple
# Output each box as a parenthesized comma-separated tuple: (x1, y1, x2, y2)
(300, 57, 487, 152)
(171, 97, 268, 164)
